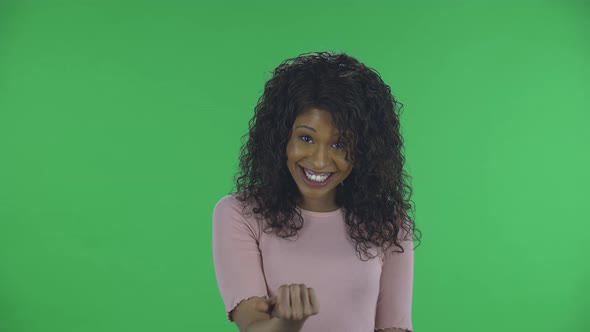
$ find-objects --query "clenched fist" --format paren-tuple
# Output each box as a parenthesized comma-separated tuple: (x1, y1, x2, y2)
(255, 284, 320, 323)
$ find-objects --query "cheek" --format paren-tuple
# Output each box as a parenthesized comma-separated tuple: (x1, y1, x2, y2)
(336, 157, 353, 172)
(287, 143, 304, 160)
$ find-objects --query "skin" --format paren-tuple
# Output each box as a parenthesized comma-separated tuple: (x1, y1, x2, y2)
(254, 284, 319, 324)
(285, 107, 353, 212)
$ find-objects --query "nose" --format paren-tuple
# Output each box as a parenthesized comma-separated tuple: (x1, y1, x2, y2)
(309, 145, 331, 170)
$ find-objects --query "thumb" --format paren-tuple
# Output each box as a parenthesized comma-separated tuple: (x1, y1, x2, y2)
(255, 300, 270, 313)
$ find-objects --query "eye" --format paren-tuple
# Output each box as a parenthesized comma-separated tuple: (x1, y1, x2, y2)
(300, 135, 346, 149)
(299, 135, 312, 143)
(334, 142, 345, 149)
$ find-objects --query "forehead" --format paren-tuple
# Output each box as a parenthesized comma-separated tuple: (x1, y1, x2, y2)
(293, 107, 335, 127)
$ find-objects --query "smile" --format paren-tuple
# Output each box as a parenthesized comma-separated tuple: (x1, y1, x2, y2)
(298, 165, 335, 187)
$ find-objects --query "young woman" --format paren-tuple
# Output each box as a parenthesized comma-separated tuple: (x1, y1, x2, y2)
(212, 51, 422, 332)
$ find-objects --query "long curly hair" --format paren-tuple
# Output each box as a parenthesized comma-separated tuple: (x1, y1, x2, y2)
(231, 51, 422, 261)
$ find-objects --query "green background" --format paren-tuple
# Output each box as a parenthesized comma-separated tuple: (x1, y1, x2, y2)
(1, 1, 588, 331)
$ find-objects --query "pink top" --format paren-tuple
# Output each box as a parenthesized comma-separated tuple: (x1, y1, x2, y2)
(212, 193, 414, 332)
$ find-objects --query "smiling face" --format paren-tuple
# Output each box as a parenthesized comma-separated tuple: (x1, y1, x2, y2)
(285, 107, 353, 212)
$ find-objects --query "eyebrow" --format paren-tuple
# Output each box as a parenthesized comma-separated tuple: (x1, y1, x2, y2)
(295, 125, 340, 136)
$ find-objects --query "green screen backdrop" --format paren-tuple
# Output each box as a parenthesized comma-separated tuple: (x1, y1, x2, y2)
(1, 1, 588, 331)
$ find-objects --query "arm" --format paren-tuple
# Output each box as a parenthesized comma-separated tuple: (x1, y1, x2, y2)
(232, 296, 307, 332)
(246, 317, 305, 332)
(238, 286, 316, 332)
(212, 196, 270, 328)
(374, 227, 415, 332)
(213, 196, 312, 332)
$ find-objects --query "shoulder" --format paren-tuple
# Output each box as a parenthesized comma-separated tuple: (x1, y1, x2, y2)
(212, 192, 263, 237)
(214, 192, 240, 208)
(213, 192, 250, 216)
(213, 192, 256, 214)
(212, 193, 244, 222)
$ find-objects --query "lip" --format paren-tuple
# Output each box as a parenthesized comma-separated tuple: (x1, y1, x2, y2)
(298, 165, 335, 187)
(300, 166, 336, 175)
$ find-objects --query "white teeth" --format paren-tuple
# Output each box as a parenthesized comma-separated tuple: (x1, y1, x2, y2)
(307, 174, 328, 182)
(303, 168, 330, 182)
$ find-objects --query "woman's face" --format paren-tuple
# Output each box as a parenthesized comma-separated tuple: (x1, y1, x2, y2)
(285, 107, 353, 211)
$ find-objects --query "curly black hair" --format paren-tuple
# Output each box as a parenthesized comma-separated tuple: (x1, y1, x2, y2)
(231, 51, 422, 261)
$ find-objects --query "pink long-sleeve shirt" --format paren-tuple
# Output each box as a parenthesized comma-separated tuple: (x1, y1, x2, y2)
(212, 193, 414, 332)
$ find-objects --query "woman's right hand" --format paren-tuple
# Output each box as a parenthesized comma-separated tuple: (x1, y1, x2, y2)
(255, 284, 320, 323)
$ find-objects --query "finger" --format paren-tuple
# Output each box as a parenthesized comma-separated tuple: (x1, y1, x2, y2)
(290, 284, 302, 320)
(300, 285, 311, 315)
(279, 285, 290, 319)
(308, 288, 320, 314)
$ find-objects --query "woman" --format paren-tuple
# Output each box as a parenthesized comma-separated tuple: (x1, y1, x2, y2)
(212, 51, 421, 332)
